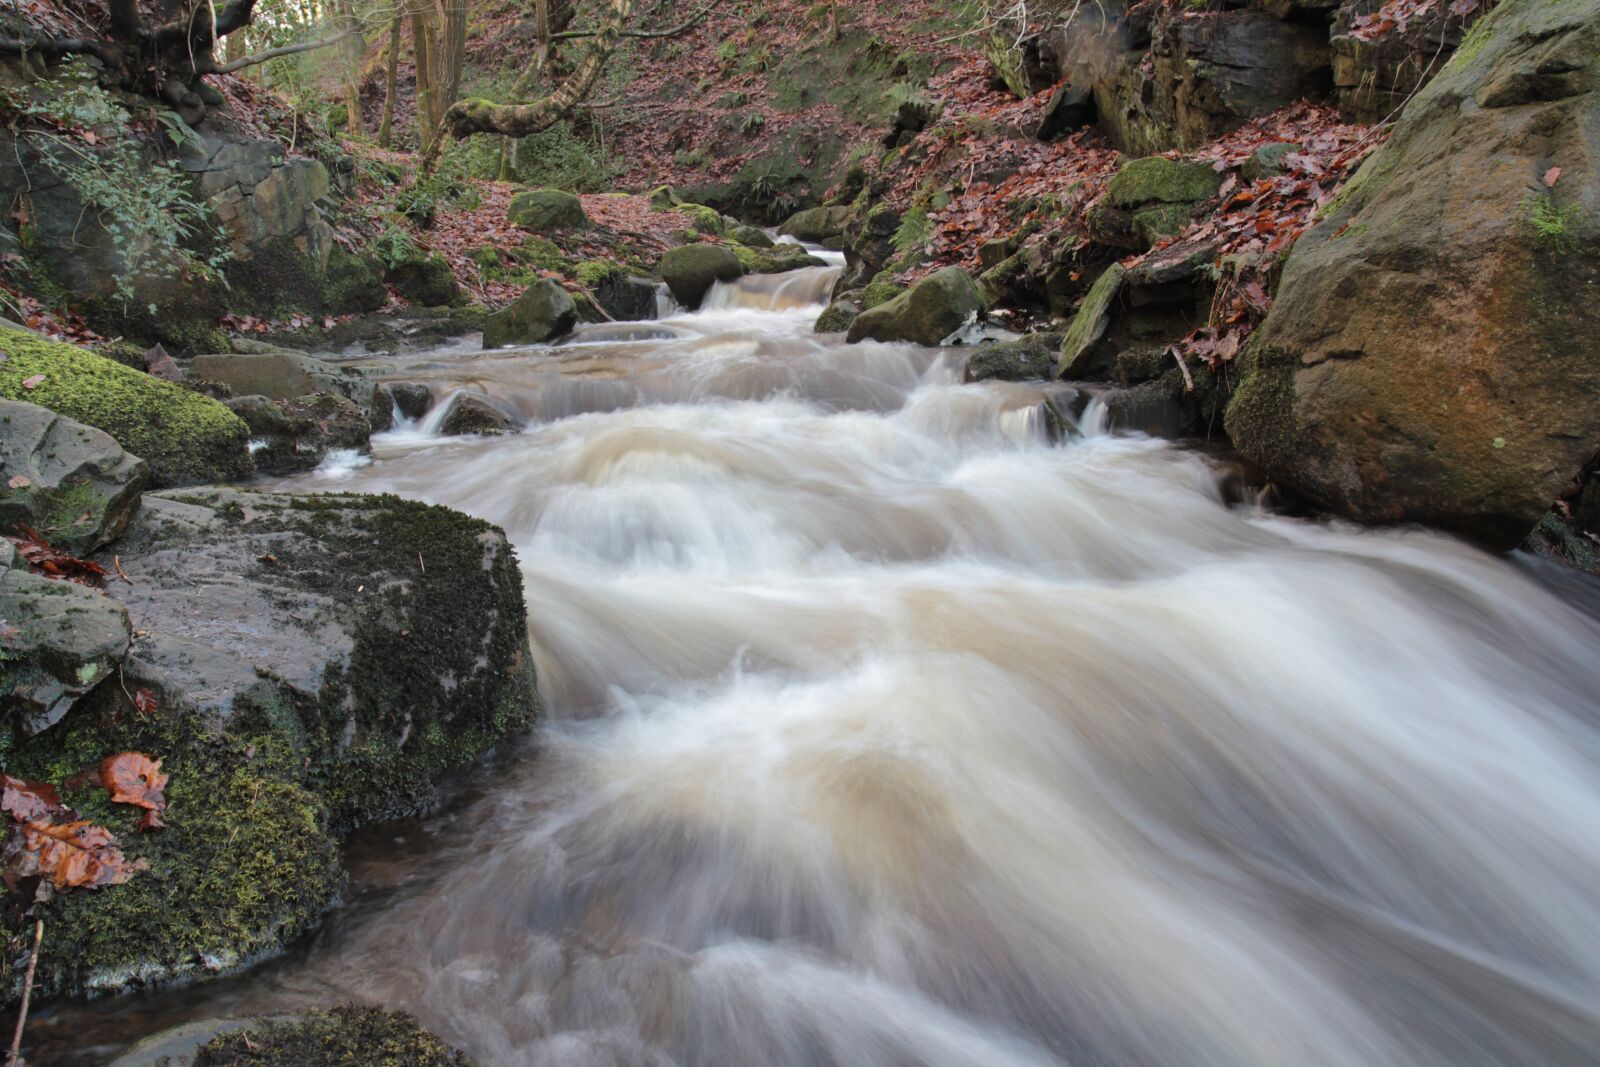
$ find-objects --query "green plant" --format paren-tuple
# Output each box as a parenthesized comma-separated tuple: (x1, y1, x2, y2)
(741, 113, 767, 136)
(716, 39, 739, 63)
(370, 224, 422, 271)
(892, 207, 932, 254)
(512, 121, 624, 192)
(1523, 193, 1580, 252)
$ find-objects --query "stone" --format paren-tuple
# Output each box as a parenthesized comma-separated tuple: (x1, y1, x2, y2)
(728, 223, 775, 248)
(387, 252, 460, 308)
(657, 244, 743, 308)
(0, 544, 131, 735)
(964, 333, 1065, 383)
(190, 351, 358, 401)
(590, 272, 664, 322)
(1225, 0, 1600, 548)
(814, 294, 863, 334)
(226, 393, 372, 476)
(483, 279, 578, 348)
(382, 381, 434, 421)
(0, 400, 149, 555)
(1242, 142, 1301, 181)
(777, 205, 854, 243)
(324, 248, 389, 315)
(731, 244, 827, 275)
(439, 394, 519, 437)
(1037, 84, 1094, 141)
(508, 188, 589, 231)
(1058, 265, 1125, 380)
(0, 328, 251, 487)
(191, 1006, 472, 1067)
(1106, 156, 1226, 208)
(846, 267, 987, 347)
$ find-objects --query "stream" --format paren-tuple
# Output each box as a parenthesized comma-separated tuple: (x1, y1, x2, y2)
(35, 256, 1600, 1066)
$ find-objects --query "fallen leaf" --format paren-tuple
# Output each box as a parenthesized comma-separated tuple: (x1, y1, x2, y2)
(133, 688, 158, 715)
(12, 820, 146, 888)
(1, 774, 65, 824)
(100, 752, 168, 831)
(7, 475, 29, 489)
(1544, 166, 1562, 188)
(19, 374, 44, 389)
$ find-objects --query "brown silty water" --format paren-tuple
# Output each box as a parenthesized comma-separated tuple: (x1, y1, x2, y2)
(31, 253, 1600, 1066)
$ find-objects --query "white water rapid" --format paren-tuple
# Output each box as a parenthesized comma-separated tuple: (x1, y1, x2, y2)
(78, 260, 1600, 1065)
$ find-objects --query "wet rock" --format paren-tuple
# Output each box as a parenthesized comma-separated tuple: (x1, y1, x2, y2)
(1332, 4, 1469, 123)
(1099, 380, 1186, 438)
(1226, 0, 1600, 548)
(381, 381, 434, 421)
(107, 1017, 265, 1067)
(191, 351, 356, 401)
(846, 267, 987, 347)
(0, 328, 251, 487)
(2, 488, 536, 1001)
(439, 394, 519, 437)
(0, 543, 131, 736)
(1058, 265, 1125, 380)
(964, 332, 1064, 383)
(483, 279, 578, 348)
(386, 251, 460, 308)
(0, 400, 149, 555)
(508, 187, 589, 231)
(728, 223, 775, 248)
(192, 1006, 473, 1067)
(657, 244, 743, 308)
(732, 243, 827, 276)
(777, 205, 853, 244)
(591, 272, 665, 321)
(142, 344, 185, 383)
(226, 392, 371, 476)
(814, 293, 863, 334)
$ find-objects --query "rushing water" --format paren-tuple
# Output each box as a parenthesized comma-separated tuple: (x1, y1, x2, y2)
(41, 258, 1600, 1066)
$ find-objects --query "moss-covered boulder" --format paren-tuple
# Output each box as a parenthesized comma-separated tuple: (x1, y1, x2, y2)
(1, 488, 537, 1000)
(965, 332, 1064, 383)
(193, 1007, 473, 1067)
(483, 279, 577, 348)
(846, 267, 986, 347)
(323, 248, 389, 315)
(1226, 0, 1600, 548)
(508, 188, 589, 231)
(1090, 156, 1224, 250)
(0, 399, 148, 555)
(225, 393, 372, 476)
(731, 243, 827, 275)
(1058, 265, 1125, 380)
(814, 293, 863, 334)
(386, 251, 460, 308)
(0, 328, 251, 487)
(777, 205, 853, 244)
(728, 223, 775, 248)
(657, 244, 743, 308)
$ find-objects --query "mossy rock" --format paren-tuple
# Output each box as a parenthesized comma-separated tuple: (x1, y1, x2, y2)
(483, 280, 577, 348)
(777, 205, 853, 243)
(0, 328, 251, 487)
(731, 243, 826, 275)
(385, 252, 459, 308)
(846, 266, 985, 347)
(193, 1006, 473, 1066)
(1058, 265, 1125, 379)
(0, 399, 149, 556)
(507, 188, 589, 231)
(323, 248, 388, 316)
(814, 293, 863, 334)
(1106, 156, 1225, 208)
(657, 244, 743, 308)
(861, 272, 907, 310)
(728, 223, 775, 248)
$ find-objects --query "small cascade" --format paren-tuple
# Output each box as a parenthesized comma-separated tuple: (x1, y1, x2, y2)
(702, 265, 845, 311)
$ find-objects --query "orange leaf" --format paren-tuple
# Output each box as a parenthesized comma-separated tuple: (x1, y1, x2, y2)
(16, 820, 146, 889)
(1543, 166, 1562, 188)
(100, 752, 169, 831)
(1, 773, 64, 824)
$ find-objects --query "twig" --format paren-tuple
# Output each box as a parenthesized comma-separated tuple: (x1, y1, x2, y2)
(417, 552, 426, 574)
(6, 920, 43, 1067)
(1170, 345, 1196, 393)
(112, 555, 131, 584)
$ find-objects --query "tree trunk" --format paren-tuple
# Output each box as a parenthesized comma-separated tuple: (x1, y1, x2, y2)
(377, 14, 402, 148)
(338, 0, 364, 138)
(497, 0, 554, 182)
(411, 0, 438, 150)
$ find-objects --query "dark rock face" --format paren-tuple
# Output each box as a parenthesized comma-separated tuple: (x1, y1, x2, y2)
(0, 399, 149, 555)
(657, 245, 743, 308)
(1226, 0, 1600, 548)
(592, 272, 665, 322)
(847, 268, 987, 347)
(483, 280, 578, 348)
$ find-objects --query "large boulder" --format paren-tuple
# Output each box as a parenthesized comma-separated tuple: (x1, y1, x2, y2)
(508, 188, 589, 231)
(965, 332, 1064, 383)
(483, 279, 578, 348)
(657, 244, 743, 308)
(0, 399, 148, 555)
(1057, 265, 1125, 379)
(1225, 0, 1600, 548)
(0, 543, 131, 736)
(777, 205, 853, 243)
(5, 489, 537, 999)
(0, 328, 251, 487)
(386, 251, 459, 308)
(846, 267, 987, 347)
(439, 394, 520, 437)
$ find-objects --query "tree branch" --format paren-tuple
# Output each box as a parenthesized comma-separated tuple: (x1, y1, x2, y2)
(205, 27, 361, 73)
(0, 35, 117, 64)
(151, 0, 258, 48)
(551, 5, 708, 41)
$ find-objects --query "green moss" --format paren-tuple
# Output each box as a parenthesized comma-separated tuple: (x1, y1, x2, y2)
(195, 1005, 472, 1066)
(6, 695, 342, 1000)
(862, 271, 906, 309)
(574, 259, 625, 288)
(1223, 341, 1298, 464)
(0, 328, 251, 486)
(324, 248, 389, 315)
(1106, 156, 1224, 207)
(729, 242, 825, 275)
(677, 203, 728, 235)
(1522, 193, 1581, 252)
